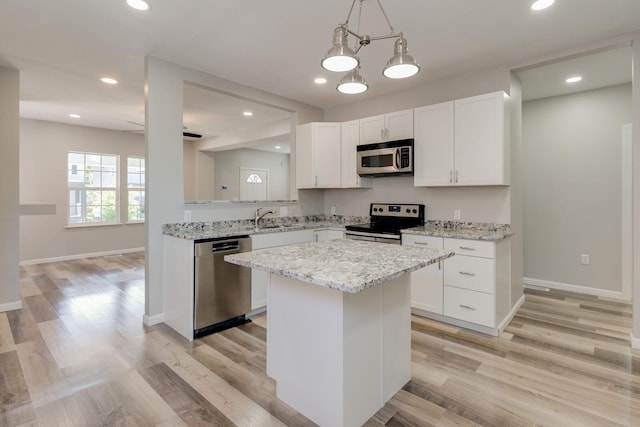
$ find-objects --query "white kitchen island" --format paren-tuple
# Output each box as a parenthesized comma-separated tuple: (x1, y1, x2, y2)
(225, 239, 453, 427)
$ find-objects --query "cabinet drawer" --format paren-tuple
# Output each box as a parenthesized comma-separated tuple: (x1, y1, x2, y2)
(444, 255, 495, 293)
(444, 286, 495, 327)
(251, 230, 314, 249)
(402, 235, 443, 249)
(444, 238, 495, 258)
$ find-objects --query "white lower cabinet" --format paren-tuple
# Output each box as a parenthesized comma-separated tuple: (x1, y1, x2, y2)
(443, 287, 495, 327)
(405, 234, 512, 335)
(250, 229, 314, 310)
(403, 235, 444, 314)
(313, 229, 344, 242)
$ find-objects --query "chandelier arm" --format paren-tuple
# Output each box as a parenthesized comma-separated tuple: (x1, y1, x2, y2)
(367, 33, 401, 42)
(344, 27, 366, 41)
(376, 0, 395, 34)
(343, 0, 358, 27)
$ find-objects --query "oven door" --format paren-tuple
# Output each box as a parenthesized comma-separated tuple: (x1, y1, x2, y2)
(345, 230, 401, 245)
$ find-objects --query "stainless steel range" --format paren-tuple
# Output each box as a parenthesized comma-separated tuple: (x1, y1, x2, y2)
(345, 203, 425, 244)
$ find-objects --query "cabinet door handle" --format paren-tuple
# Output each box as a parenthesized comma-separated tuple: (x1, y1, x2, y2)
(414, 241, 429, 246)
(315, 176, 318, 187)
(459, 304, 476, 311)
(459, 271, 476, 276)
(449, 170, 453, 184)
(459, 246, 476, 251)
(455, 170, 459, 183)
(381, 129, 384, 140)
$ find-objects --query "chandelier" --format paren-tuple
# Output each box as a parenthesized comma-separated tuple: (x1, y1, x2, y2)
(321, 0, 420, 94)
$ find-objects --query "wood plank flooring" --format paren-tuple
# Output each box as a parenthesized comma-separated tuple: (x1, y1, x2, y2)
(1, 252, 639, 426)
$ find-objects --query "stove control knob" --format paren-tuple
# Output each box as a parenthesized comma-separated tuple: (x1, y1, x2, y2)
(412, 209, 417, 213)
(405, 208, 410, 213)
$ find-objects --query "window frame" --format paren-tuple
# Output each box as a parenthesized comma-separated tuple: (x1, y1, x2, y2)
(126, 156, 146, 223)
(67, 151, 120, 227)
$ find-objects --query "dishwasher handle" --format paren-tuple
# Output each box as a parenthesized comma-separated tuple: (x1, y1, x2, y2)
(211, 241, 240, 253)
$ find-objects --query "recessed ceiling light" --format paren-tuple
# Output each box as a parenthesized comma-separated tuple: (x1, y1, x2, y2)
(531, 0, 555, 11)
(69, 114, 81, 119)
(314, 78, 328, 84)
(243, 111, 253, 117)
(565, 76, 583, 84)
(127, 0, 150, 11)
(100, 77, 118, 85)
(275, 145, 281, 149)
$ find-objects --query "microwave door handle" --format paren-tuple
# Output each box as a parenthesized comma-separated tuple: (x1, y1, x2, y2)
(395, 148, 400, 169)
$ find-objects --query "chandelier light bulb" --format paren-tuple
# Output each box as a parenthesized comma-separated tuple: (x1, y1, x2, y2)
(321, 27, 359, 72)
(383, 37, 420, 79)
(337, 68, 368, 94)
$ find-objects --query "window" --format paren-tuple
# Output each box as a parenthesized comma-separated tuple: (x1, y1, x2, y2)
(68, 152, 119, 225)
(127, 156, 145, 222)
(246, 173, 263, 183)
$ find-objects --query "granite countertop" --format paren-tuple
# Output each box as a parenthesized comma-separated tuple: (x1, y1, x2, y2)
(163, 215, 367, 240)
(402, 221, 513, 241)
(224, 239, 453, 294)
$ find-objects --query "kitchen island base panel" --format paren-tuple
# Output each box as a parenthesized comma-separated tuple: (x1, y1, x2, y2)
(267, 273, 411, 427)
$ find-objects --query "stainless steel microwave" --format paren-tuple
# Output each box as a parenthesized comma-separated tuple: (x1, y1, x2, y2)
(356, 139, 414, 177)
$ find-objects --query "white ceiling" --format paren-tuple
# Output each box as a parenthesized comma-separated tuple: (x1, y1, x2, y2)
(1, 0, 638, 137)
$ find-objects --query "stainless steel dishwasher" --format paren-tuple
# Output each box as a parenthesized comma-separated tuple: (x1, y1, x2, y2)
(194, 236, 251, 337)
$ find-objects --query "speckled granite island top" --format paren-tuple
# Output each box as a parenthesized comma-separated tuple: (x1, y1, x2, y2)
(224, 239, 453, 294)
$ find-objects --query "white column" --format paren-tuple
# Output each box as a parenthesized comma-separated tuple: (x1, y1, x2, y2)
(144, 57, 185, 323)
(0, 66, 21, 311)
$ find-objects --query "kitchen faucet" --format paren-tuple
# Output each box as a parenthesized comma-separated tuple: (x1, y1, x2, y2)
(255, 208, 276, 230)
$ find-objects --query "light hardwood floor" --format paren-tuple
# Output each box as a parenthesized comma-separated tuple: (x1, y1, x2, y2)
(1, 252, 639, 426)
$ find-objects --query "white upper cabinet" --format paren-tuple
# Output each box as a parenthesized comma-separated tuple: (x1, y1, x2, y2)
(454, 92, 509, 186)
(341, 120, 372, 188)
(359, 109, 414, 145)
(413, 101, 455, 187)
(296, 122, 342, 189)
(414, 91, 509, 187)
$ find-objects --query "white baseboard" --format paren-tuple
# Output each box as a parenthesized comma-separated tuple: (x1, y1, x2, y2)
(0, 301, 22, 312)
(20, 247, 145, 266)
(498, 294, 525, 333)
(631, 334, 640, 350)
(143, 312, 165, 326)
(523, 277, 627, 301)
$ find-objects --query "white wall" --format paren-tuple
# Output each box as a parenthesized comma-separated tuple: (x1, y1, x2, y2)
(522, 84, 632, 294)
(19, 119, 146, 262)
(322, 178, 510, 223)
(0, 66, 20, 311)
(631, 38, 640, 344)
(509, 73, 524, 306)
(183, 140, 197, 201)
(213, 149, 290, 201)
